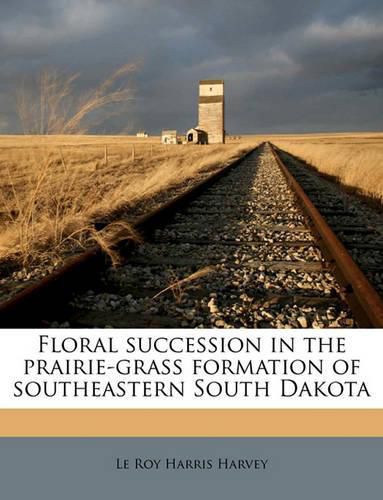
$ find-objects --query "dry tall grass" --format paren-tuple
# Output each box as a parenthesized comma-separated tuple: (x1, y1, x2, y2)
(0, 139, 255, 267)
(267, 133, 383, 202)
(16, 65, 136, 135)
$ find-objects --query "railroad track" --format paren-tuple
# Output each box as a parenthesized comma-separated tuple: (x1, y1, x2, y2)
(273, 146, 383, 296)
(0, 143, 382, 328)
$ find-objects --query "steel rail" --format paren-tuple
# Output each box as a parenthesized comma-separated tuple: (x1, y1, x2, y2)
(0, 145, 260, 327)
(269, 142, 383, 328)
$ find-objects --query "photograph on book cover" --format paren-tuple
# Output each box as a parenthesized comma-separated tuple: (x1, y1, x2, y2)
(0, 0, 382, 498)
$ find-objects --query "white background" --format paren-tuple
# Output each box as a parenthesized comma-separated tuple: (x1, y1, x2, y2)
(0, 329, 382, 409)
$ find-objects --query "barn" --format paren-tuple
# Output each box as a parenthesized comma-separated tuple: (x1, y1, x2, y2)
(186, 128, 208, 145)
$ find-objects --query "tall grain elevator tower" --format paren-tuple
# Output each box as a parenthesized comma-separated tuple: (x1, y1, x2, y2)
(198, 79, 225, 144)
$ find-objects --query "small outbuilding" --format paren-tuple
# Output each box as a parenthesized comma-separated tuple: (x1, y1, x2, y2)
(161, 130, 178, 144)
(187, 128, 208, 145)
(136, 131, 148, 138)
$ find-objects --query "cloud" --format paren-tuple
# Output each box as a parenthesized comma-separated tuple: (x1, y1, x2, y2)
(0, 0, 383, 134)
(0, 0, 114, 50)
(159, 25, 198, 40)
(305, 16, 383, 44)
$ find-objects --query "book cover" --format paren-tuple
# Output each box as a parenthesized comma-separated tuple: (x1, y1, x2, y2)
(0, 1, 382, 498)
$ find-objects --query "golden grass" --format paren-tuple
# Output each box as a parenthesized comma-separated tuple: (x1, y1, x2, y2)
(152, 266, 214, 303)
(256, 133, 383, 202)
(0, 138, 256, 267)
(0, 134, 159, 148)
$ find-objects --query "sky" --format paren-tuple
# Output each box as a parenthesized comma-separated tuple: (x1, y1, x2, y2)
(1, 0, 383, 134)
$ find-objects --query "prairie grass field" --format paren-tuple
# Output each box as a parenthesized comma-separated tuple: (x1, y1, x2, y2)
(1, 130, 381, 274)
(257, 132, 383, 202)
(0, 135, 255, 268)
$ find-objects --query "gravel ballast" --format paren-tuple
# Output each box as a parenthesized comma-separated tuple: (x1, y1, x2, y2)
(54, 145, 356, 328)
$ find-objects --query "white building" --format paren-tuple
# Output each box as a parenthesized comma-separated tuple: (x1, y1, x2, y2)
(161, 130, 178, 145)
(186, 128, 208, 144)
